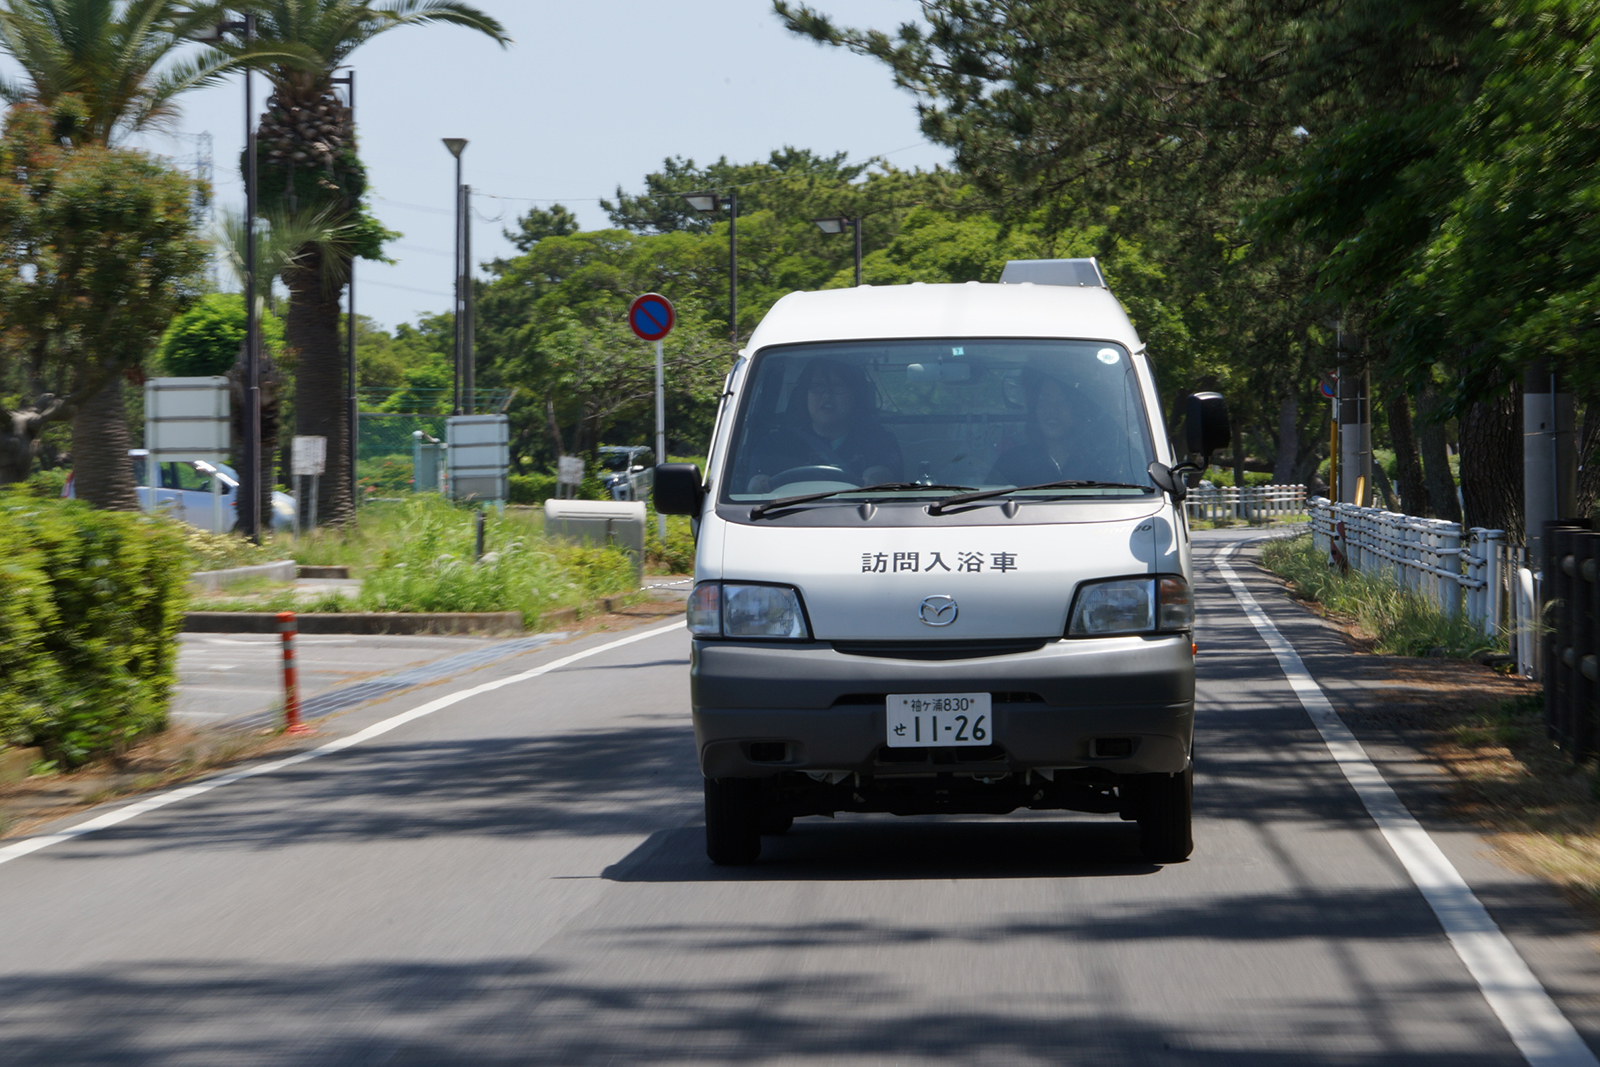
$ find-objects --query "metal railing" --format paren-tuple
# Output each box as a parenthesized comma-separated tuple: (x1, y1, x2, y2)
(1185, 484, 1307, 524)
(1307, 499, 1536, 672)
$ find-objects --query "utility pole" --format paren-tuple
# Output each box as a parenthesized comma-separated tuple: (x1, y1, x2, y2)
(1335, 319, 1372, 505)
(332, 70, 356, 507)
(241, 11, 260, 541)
(463, 183, 474, 415)
(443, 138, 467, 414)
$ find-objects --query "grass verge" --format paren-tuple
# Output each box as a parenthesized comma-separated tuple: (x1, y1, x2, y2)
(1260, 533, 1499, 658)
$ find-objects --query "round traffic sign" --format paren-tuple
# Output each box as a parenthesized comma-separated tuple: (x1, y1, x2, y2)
(628, 293, 675, 342)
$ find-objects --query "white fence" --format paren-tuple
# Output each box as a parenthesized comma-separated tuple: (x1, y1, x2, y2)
(1307, 498, 1539, 672)
(1185, 484, 1306, 524)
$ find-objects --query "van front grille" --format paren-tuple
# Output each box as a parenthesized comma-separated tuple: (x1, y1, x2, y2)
(831, 639, 1047, 660)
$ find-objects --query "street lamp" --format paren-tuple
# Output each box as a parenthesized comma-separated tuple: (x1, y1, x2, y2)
(443, 138, 468, 414)
(813, 216, 863, 287)
(683, 190, 738, 342)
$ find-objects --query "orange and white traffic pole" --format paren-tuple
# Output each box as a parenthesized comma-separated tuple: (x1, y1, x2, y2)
(277, 611, 313, 735)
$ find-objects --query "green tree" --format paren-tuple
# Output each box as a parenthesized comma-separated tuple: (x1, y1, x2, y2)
(157, 293, 287, 376)
(221, 0, 510, 527)
(0, 104, 208, 502)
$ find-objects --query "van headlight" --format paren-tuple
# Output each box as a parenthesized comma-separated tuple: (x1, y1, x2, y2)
(687, 582, 810, 639)
(1068, 576, 1192, 636)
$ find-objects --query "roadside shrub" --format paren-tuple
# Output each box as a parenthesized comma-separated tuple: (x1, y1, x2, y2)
(646, 508, 696, 573)
(1260, 533, 1497, 658)
(0, 492, 187, 765)
(509, 472, 556, 505)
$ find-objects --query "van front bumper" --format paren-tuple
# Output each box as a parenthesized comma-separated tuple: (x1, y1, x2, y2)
(692, 635, 1194, 778)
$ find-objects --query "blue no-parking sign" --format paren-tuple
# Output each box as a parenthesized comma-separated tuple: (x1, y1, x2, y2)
(628, 293, 675, 342)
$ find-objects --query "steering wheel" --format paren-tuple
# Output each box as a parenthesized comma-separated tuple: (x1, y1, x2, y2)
(771, 465, 851, 488)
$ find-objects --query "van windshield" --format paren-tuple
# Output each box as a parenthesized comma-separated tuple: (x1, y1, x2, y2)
(721, 339, 1157, 504)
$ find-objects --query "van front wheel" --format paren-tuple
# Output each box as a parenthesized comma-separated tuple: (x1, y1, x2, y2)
(1130, 765, 1193, 862)
(705, 777, 762, 865)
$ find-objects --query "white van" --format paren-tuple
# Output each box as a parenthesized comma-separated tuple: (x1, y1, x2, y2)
(654, 260, 1230, 865)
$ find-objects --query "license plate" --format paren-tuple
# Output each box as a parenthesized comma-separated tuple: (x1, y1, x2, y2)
(886, 693, 993, 748)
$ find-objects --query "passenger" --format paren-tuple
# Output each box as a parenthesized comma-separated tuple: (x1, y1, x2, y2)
(987, 370, 1093, 486)
(745, 359, 903, 493)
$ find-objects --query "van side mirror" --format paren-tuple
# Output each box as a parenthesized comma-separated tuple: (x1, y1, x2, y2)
(654, 463, 704, 516)
(1147, 461, 1188, 503)
(1186, 392, 1231, 461)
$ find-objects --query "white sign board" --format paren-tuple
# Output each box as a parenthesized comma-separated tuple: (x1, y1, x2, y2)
(144, 377, 230, 462)
(557, 455, 585, 486)
(291, 435, 327, 476)
(446, 414, 510, 502)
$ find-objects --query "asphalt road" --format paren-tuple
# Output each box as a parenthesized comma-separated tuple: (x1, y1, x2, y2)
(2, 530, 1597, 1065)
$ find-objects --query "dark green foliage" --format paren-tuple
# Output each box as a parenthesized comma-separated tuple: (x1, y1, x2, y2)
(157, 293, 287, 377)
(0, 491, 186, 764)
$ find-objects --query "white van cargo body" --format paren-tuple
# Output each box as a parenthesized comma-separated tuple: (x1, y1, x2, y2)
(653, 260, 1229, 865)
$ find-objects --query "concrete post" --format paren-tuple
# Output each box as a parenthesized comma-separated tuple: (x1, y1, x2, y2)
(1524, 361, 1577, 569)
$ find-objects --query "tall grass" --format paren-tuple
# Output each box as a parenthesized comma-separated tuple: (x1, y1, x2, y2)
(1260, 533, 1501, 658)
(357, 497, 634, 622)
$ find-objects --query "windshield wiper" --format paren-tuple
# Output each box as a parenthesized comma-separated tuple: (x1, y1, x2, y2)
(749, 482, 977, 520)
(929, 480, 1152, 515)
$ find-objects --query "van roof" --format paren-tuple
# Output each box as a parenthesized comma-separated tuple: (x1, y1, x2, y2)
(744, 280, 1142, 353)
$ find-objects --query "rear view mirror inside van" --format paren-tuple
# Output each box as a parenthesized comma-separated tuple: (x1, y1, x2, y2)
(905, 361, 971, 383)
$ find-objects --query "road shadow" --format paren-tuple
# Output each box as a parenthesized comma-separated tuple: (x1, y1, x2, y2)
(604, 818, 1161, 882)
(0, 952, 1528, 1066)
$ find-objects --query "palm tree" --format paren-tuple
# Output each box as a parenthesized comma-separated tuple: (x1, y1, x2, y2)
(0, 0, 237, 144)
(0, 0, 239, 509)
(233, 0, 510, 527)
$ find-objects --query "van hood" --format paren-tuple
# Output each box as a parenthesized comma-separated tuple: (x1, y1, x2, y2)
(714, 509, 1182, 641)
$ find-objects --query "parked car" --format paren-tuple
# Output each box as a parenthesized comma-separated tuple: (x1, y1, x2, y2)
(64, 451, 296, 532)
(599, 445, 655, 502)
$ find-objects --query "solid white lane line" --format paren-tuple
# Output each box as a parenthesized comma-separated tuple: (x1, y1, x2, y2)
(0, 620, 687, 869)
(1213, 543, 1597, 1067)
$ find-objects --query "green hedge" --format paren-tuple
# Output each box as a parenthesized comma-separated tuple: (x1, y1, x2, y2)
(0, 492, 187, 765)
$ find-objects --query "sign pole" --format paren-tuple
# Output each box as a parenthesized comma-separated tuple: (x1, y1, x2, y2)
(627, 292, 677, 535)
(655, 338, 666, 539)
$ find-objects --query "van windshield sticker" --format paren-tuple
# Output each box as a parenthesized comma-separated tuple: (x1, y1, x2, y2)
(861, 551, 1017, 574)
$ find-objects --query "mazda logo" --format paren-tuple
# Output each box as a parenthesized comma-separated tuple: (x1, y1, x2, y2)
(918, 595, 958, 627)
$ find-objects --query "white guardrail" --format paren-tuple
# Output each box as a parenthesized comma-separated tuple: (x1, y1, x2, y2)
(1307, 498, 1539, 674)
(1184, 484, 1307, 524)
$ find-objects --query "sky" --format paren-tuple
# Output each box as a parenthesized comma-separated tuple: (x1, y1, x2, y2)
(113, 1, 949, 331)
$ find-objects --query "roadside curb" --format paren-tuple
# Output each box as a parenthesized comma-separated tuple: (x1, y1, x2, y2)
(184, 611, 524, 635)
(187, 560, 296, 592)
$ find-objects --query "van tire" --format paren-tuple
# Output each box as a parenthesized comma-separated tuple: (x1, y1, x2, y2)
(705, 777, 762, 865)
(1132, 765, 1193, 862)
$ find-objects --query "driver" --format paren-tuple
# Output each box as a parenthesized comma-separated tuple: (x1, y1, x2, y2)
(745, 358, 903, 493)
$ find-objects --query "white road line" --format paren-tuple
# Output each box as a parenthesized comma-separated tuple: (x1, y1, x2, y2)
(1214, 542, 1597, 1067)
(0, 620, 687, 870)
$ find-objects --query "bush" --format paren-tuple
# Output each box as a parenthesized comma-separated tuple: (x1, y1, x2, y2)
(646, 507, 696, 573)
(1260, 533, 1498, 658)
(0, 492, 187, 765)
(509, 472, 557, 505)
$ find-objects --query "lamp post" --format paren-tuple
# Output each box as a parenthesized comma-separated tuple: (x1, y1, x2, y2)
(333, 69, 356, 506)
(813, 216, 862, 287)
(443, 138, 467, 414)
(684, 190, 738, 342)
